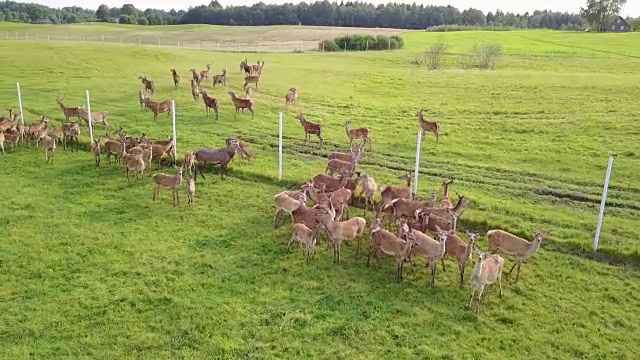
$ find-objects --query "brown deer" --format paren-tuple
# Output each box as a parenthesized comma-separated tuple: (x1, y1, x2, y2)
(377, 173, 413, 217)
(199, 63, 212, 81)
(139, 90, 150, 110)
(438, 179, 455, 208)
(200, 90, 219, 120)
(345, 120, 371, 150)
(170, 68, 180, 89)
(91, 137, 101, 167)
(212, 69, 227, 87)
(186, 174, 196, 205)
(285, 87, 298, 108)
(78, 108, 110, 130)
(415, 109, 440, 144)
(295, 113, 323, 148)
(56, 97, 81, 121)
(470, 245, 505, 314)
(138, 76, 155, 93)
(228, 91, 254, 119)
(143, 98, 172, 121)
(189, 68, 201, 85)
(240, 58, 252, 75)
(190, 79, 200, 101)
(194, 140, 240, 180)
(152, 165, 184, 207)
(243, 69, 262, 90)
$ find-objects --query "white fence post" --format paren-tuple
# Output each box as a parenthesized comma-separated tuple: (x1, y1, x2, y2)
(120, 37, 123, 45)
(413, 130, 422, 197)
(139, 36, 142, 45)
(47, 34, 50, 41)
(85, 89, 94, 144)
(172, 100, 177, 160)
(158, 36, 160, 47)
(16, 82, 24, 125)
(594, 155, 614, 251)
(279, 112, 283, 180)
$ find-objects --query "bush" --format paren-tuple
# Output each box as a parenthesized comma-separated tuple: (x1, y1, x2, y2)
(426, 25, 517, 32)
(118, 14, 137, 25)
(318, 39, 340, 52)
(319, 34, 403, 52)
(460, 43, 502, 70)
(137, 17, 149, 25)
(426, 42, 448, 70)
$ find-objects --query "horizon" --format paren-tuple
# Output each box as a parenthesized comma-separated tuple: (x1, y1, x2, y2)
(13, 0, 640, 18)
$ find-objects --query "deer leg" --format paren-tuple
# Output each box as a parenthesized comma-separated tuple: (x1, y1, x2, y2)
(430, 262, 436, 286)
(249, 108, 254, 120)
(126, 169, 130, 184)
(459, 262, 465, 289)
(476, 285, 486, 314)
(469, 286, 476, 307)
(435, 132, 440, 145)
(515, 263, 522, 284)
(506, 262, 517, 277)
(441, 257, 446, 272)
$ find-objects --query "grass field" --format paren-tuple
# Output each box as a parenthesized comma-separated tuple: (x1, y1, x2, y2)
(1, 25, 639, 358)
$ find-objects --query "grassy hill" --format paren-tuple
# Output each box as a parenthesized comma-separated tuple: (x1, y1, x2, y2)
(0, 25, 639, 358)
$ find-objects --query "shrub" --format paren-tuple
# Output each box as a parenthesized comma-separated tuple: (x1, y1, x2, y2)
(319, 34, 403, 52)
(426, 42, 448, 70)
(425, 25, 517, 32)
(473, 43, 502, 70)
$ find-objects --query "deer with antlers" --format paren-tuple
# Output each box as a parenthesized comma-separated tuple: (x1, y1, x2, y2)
(138, 76, 155, 94)
(415, 109, 440, 144)
(345, 120, 371, 150)
(170, 68, 180, 89)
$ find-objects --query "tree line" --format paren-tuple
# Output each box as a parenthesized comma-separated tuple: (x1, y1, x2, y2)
(0, 0, 636, 31)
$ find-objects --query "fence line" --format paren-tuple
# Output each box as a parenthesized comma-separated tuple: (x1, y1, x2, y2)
(0, 32, 317, 53)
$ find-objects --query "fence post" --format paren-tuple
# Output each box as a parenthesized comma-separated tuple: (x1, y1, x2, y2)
(217, 42, 220, 51)
(83, 36, 86, 42)
(258, 42, 260, 53)
(65, 34, 68, 41)
(238, 44, 240, 53)
(36, 33, 38, 40)
(16, 82, 24, 125)
(199, 41, 202, 50)
(15, 32, 17, 40)
(594, 155, 614, 251)
(344, 41, 346, 51)
(279, 112, 283, 181)
(120, 37, 123, 45)
(413, 130, 422, 197)
(158, 36, 160, 47)
(86, 89, 94, 144)
(366, 40, 368, 51)
(139, 36, 142, 45)
(178, 41, 180, 48)
(172, 100, 177, 160)
(322, 41, 324, 52)
(388, 38, 391, 50)
(47, 34, 50, 41)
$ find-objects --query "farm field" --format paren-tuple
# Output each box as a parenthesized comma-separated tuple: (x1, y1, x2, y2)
(0, 26, 639, 358)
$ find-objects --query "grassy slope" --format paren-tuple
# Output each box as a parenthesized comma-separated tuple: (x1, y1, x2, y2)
(0, 28, 639, 358)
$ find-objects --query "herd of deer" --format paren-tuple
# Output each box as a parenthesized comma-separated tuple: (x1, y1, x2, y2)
(274, 140, 550, 313)
(0, 55, 550, 313)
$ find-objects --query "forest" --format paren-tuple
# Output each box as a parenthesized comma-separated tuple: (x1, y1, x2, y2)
(0, 0, 591, 30)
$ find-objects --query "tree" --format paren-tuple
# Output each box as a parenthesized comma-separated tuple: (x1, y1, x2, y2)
(96, 4, 109, 22)
(581, 0, 627, 31)
(630, 17, 640, 30)
(121, 4, 138, 18)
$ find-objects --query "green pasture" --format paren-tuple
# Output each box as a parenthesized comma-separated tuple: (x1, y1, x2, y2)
(0, 26, 639, 358)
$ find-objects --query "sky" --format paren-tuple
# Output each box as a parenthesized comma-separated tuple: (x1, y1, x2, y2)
(20, 0, 640, 17)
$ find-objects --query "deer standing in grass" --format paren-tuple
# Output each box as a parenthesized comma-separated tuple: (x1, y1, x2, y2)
(139, 90, 150, 110)
(318, 200, 366, 264)
(200, 90, 219, 120)
(469, 245, 505, 314)
(295, 113, 323, 148)
(285, 87, 298, 108)
(487, 229, 549, 283)
(186, 174, 196, 205)
(91, 137, 101, 167)
(170, 68, 180, 89)
(190, 79, 200, 101)
(376, 173, 412, 217)
(243, 69, 262, 89)
(190, 68, 201, 85)
(439, 229, 478, 288)
(416, 109, 440, 144)
(368, 218, 417, 283)
(42, 132, 57, 163)
(228, 91, 254, 119)
(138, 76, 155, 94)
(345, 120, 371, 150)
(144, 98, 172, 121)
(288, 223, 318, 264)
(356, 172, 378, 213)
(212, 69, 227, 87)
(152, 165, 184, 207)
(56, 97, 81, 121)
(438, 179, 455, 208)
(199, 63, 212, 82)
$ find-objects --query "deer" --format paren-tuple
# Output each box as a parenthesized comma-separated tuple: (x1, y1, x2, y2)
(42, 132, 57, 163)
(91, 137, 101, 167)
(138, 90, 150, 110)
(103, 135, 125, 165)
(328, 141, 365, 163)
(190, 79, 200, 101)
(288, 223, 319, 264)
(301, 182, 352, 221)
(200, 63, 212, 81)
(170, 68, 180, 89)
(225, 136, 254, 164)
(439, 229, 479, 288)
(56, 96, 81, 121)
(78, 108, 110, 130)
(397, 220, 448, 286)
(150, 140, 175, 168)
(143, 98, 172, 121)
(376, 173, 412, 217)
(138, 76, 155, 93)
(345, 120, 371, 150)
(194, 140, 240, 180)
(318, 200, 366, 264)
(200, 90, 219, 120)
(243, 69, 262, 89)
(125, 152, 146, 184)
(368, 218, 417, 283)
(312, 172, 359, 194)
(212, 69, 227, 87)
(240, 58, 252, 75)
(487, 229, 550, 284)
(425, 210, 464, 233)
(274, 191, 308, 228)
(295, 113, 323, 148)
(469, 245, 505, 314)
(189, 68, 201, 85)
(61, 122, 80, 152)
(438, 179, 455, 208)
(427, 189, 438, 207)
(1, 131, 20, 153)
(415, 195, 470, 222)
(183, 151, 196, 175)
(186, 173, 196, 205)
(416, 109, 440, 144)
(355, 172, 378, 212)
(285, 87, 298, 108)
(152, 165, 184, 207)
(228, 91, 254, 119)
(0, 131, 4, 155)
